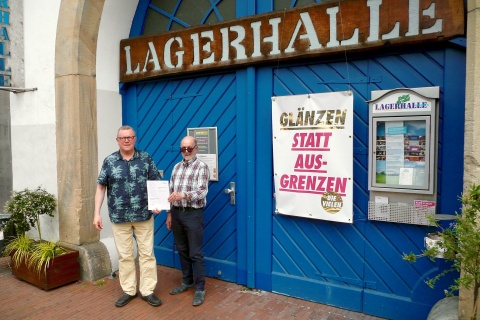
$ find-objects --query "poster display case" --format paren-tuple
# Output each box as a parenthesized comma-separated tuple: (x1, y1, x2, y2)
(187, 127, 218, 181)
(367, 87, 439, 225)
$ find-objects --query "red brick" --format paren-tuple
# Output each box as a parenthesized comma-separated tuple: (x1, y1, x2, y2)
(0, 257, 385, 320)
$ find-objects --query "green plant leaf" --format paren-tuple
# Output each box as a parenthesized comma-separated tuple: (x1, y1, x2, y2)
(3, 186, 56, 240)
(3, 234, 34, 268)
(403, 184, 480, 319)
(28, 241, 66, 275)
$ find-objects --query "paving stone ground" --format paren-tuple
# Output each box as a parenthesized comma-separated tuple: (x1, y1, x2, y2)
(0, 257, 385, 320)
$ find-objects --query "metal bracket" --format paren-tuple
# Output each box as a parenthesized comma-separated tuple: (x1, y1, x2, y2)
(0, 86, 38, 94)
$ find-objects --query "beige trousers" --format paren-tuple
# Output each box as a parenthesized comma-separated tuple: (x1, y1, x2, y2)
(111, 216, 157, 296)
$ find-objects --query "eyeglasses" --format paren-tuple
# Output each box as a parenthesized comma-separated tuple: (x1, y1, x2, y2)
(116, 136, 136, 142)
(180, 146, 197, 153)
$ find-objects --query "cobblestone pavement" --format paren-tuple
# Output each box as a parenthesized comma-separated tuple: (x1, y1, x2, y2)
(0, 257, 385, 320)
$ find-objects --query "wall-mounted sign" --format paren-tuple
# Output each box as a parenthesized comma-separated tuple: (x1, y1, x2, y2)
(272, 92, 353, 223)
(120, 0, 464, 82)
(367, 87, 439, 225)
(368, 87, 439, 194)
(187, 127, 218, 181)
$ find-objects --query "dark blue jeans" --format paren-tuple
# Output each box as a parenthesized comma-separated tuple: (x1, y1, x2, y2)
(171, 207, 205, 291)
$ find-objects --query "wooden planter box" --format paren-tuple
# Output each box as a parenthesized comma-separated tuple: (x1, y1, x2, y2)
(11, 249, 80, 290)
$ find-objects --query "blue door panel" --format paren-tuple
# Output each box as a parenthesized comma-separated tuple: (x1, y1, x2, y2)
(271, 62, 366, 308)
(363, 292, 432, 320)
(267, 46, 464, 319)
(360, 47, 462, 317)
(274, 219, 366, 281)
(272, 273, 364, 311)
(123, 73, 239, 282)
(438, 48, 466, 213)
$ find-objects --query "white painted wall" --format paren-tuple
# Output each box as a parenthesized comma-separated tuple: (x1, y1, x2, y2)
(8, 0, 140, 268)
(96, 0, 139, 271)
(9, 0, 61, 241)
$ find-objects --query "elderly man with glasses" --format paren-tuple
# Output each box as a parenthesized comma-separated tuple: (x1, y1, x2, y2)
(93, 125, 162, 308)
(165, 135, 210, 306)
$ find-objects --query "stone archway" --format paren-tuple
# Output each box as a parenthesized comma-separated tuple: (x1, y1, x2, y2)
(55, 0, 110, 281)
(461, 3, 480, 319)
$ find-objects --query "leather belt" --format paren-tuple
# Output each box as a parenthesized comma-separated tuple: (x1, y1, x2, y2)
(172, 206, 201, 211)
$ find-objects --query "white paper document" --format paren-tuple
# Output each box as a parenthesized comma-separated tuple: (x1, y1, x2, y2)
(374, 196, 389, 218)
(147, 180, 170, 211)
(398, 168, 414, 185)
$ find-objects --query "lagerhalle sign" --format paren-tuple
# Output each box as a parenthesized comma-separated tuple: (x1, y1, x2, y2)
(120, 0, 464, 82)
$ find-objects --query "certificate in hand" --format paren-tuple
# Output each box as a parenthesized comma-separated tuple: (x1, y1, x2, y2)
(147, 180, 170, 211)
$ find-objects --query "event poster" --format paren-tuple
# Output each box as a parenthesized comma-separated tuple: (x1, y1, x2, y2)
(272, 92, 353, 223)
(375, 120, 427, 187)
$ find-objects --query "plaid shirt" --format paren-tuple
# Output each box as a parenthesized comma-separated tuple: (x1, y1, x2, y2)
(169, 157, 209, 209)
(97, 149, 161, 223)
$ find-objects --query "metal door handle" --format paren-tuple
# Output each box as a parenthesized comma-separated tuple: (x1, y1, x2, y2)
(224, 182, 235, 205)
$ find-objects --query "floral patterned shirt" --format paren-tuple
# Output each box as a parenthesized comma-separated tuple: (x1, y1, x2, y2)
(97, 149, 161, 223)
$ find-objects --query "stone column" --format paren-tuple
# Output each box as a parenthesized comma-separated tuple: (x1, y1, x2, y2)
(55, 0, 110, 281)
(460, 1, 480, 319)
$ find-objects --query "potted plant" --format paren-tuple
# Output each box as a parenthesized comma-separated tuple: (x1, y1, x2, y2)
(2, 186, 80, 290)
(402, 184, 480, 320)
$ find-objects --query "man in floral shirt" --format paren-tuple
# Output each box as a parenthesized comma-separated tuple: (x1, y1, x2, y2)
(93, 126, 162, 308)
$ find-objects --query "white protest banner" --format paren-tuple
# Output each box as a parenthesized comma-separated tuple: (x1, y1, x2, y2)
(272, 92, 353, 223)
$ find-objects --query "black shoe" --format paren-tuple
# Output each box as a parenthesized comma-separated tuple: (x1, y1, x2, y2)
(170, 283, 194, 295)
(141, 293, 162, 307)
(192, 290, 205, 306)
(115, 293, 137, 307)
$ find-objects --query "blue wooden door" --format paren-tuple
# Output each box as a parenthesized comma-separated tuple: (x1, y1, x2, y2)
(260, 62, 371, 311)
(123, 47, 465, 320)
(124, 73, 240, 282)
(123, 44, 465, 319)
(257, 47, 465, 319)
